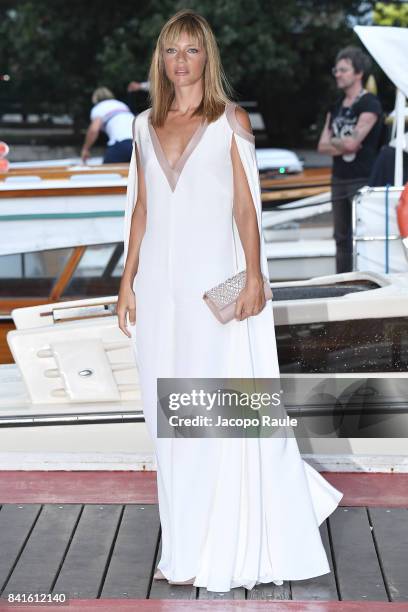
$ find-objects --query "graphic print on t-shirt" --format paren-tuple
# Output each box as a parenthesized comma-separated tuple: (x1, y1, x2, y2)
(329, 91, 383, 179)
(331, 90, 367, 162)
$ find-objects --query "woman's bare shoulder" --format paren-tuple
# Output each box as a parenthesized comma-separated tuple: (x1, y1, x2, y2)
(234, 106, 252, 133)
(225, 103, 255, 144)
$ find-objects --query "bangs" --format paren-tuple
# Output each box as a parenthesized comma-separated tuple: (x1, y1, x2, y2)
(161, 18, 204, 49)
(150, 9, 233, 126)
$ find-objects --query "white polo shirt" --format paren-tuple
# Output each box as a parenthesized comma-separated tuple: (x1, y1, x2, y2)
(90, 99, 134, 145)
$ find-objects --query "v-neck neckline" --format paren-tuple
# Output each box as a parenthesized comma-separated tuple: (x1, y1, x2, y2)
(148, 111, 209, 192)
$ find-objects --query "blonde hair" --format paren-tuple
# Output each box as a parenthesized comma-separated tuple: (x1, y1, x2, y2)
(92, 87, 115, 105)
(148, 9, 234, 127)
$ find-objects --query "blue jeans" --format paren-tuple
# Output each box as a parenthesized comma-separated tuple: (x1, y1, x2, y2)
(103, 139, 133, 163)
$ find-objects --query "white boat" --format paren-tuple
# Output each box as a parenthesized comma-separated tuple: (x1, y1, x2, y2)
(6, 146, 303, 173)
(2, 99, 327, 283)
(2, 24, 408, 477)
(262, 190, 335, 279)
(0, 174, 127, 257)
(1, 150, 310, 276)
(2, 268, 408, 473)
(350, 25, 408, 274)
(8, 156, 105, 168)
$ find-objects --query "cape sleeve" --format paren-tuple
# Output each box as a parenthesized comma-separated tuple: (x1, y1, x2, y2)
(123, 115, 138, 264)
(227, 104, 270, 282)
(228, 105, 280, 377)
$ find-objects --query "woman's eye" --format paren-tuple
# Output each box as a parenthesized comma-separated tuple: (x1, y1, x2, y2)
(165, 47, 199, 54)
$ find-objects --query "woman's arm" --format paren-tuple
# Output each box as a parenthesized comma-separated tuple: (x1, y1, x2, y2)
(81, 117, 102, 163)
(117, 144, 147, 336)
(230, 106, 266, 321)
(122, 144, 147, 285)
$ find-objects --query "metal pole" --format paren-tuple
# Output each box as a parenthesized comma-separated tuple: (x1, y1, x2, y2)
(394, 88, 406, 187)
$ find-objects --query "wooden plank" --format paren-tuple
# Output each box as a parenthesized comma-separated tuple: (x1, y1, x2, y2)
(0, 182, 327, 202)
(0, 504, 42, 590)
(0, 186, 125, 198)
(262, 187, 328, 202)
(198, 584, 245, 600)
(260, 168, 331, 188)
(247, 581, 291, 601)
(49, 246, 86, 301)
(330, 506, 388, 601)
(53, 504, 122, 598)
(4, 472, 408, 509)
(2, 504, 81, 597)
(149, 538, 197, 600)
(290, 522, 339, 600)
(1, 597, 407, 610)
(0, 471, 158, 504)
(0, 324, 15, 364)
(101, 504, 160, 599)
(2, 166, 329, 186)
(149, 535, 244, 600)
(369, 507, 408, 601)
(246, 580, 290, 601)
(3, 165, 128, 180)
(0, 598, 406, 611)
(328, 473, 408, 507)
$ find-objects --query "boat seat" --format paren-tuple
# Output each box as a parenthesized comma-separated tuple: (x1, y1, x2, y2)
(7, 315, 140, 404)
(4, 175, 42, 183)
(49, 338, 121, 401)
(69, 173, 122, 181)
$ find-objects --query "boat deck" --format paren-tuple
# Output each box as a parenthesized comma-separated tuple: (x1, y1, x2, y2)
(0, 472, 407, 611)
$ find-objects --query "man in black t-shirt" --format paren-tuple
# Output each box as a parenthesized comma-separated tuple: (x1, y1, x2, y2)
(318, 46, 383, 273)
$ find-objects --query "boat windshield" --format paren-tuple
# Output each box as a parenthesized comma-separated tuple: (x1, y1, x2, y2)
(0, 243, 124, 304)
(277, 316, 408, 373)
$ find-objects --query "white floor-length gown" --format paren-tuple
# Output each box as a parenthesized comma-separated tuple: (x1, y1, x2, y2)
(123, 102, 343, 592)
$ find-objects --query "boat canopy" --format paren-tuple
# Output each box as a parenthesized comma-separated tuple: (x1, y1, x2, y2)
(354, 25, 408, 98)
(354, 25, 408, 186)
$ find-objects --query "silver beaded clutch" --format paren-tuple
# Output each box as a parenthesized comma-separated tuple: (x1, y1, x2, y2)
(203, 269, 273, 324)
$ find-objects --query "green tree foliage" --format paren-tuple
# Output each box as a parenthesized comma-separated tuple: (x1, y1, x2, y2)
(373, 2, 408, 27)
(1, 0, 374, 144)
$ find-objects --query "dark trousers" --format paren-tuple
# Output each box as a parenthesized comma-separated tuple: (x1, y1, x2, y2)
(331, 176, 368, 273)
(103, 139, 133, 163)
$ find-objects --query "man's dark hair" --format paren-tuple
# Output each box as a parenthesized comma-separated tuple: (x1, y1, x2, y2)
(335, 46, 372, 79)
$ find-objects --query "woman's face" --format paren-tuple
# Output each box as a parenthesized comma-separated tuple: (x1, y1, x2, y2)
(162, 30, 207, 88)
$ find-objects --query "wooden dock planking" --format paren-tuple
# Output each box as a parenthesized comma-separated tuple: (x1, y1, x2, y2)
(290, 521, 339, 601)
(1, 504, 81, 598)
(100, 504, 160, 599)
(247, 581, 290, 601)
(150, 536, 246, 599)
(149, 538, 197, 600)
(1, 599, 407, 611)
(330, 507, 388, 601)
(52, 504, 122, 598)
(1, 500, 408, 604)
(197, 582, 246, 600)
(368, 507, 408, 602)
(0, 504, 42, 592)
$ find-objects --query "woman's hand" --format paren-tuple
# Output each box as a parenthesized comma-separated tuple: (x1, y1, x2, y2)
(81, 146, 90, 164)
(235, 274, 266, 321)
(117, 282, 136, 338)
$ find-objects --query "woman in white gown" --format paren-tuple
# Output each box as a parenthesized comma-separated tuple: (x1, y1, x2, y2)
(117, 8, 343, 593)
